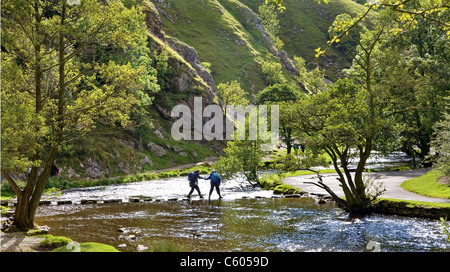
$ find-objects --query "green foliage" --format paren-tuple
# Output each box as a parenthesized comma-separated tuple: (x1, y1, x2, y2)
(260, 59, 286, 85)
(439, 217, 450, 243)
(256, 83, 303, 104)
(258, 3, 282, 48)
(215, 115, 270, 185)
(259, 173, 283, 190)
(151, 240, 187, 252)
(39, 235, 72, 249)
(1, 0, 154, 177)
(294, 56, 328, 94)
(44, 187, 61, 198)
(273, 184, 301, 195)
(217, 80, 249, 107)
(432, 112, 450, 177)
(52, 242, 120, 252)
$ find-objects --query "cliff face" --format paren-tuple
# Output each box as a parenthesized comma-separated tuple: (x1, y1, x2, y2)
(142, 0, 218, 120)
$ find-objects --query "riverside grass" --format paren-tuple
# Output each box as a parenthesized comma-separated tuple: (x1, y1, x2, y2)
(401, 169, 450, 199)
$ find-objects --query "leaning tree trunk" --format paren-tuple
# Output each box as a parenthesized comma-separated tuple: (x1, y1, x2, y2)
(3, 148, 57, 230)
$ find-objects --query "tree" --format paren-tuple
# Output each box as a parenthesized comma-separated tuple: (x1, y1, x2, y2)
(260, 59, 286, 85)
(432, 111, 450, 176)
(295, 76, 393, 214)
(215, 118, 267, 187)
(217, 80, 249, 109)
(258, 2, 283, 50)
(1, 0, 155, 230)
(313, 0, 450, 57)
(294, 56, 328, 94)
(374, 12, 450, 164)
(256, 83, 304, 154)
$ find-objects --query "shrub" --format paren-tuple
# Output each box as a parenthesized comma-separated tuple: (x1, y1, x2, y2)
(273, 184, 300, 195)
(39, 235, 72, 249)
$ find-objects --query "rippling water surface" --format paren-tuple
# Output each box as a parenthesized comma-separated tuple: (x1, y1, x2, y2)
(35, 177, 448, 252)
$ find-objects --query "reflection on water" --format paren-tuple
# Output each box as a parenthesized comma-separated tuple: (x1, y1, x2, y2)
(35, 197, 448, 252)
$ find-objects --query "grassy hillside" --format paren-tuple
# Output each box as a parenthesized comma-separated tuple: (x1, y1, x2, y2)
(154, 0, 366, 92)
(242, 0, 366, 65)
(154, 0, 277, 94)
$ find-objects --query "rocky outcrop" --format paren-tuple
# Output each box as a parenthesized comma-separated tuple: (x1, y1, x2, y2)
(234, 2, 298, 75)
(146, 143, 166, 157)
(143, 0, 218, 120)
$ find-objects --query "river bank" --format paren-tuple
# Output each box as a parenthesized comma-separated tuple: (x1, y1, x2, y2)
(2, 166, 449, 252)
(281, 168, 450, 219)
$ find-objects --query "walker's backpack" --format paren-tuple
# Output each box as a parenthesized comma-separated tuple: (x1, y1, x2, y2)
(188, 172, 195, 182)
(210, 172, 220, 184)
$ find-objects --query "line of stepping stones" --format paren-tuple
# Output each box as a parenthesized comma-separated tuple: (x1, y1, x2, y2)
(0, 193, 313, 207)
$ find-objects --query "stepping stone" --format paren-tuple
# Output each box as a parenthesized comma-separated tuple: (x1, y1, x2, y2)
(285, 194, 301, 198)
(80, 199, 97, 204)
(57, 200, 72, 205)
(128, 198, 140, 203)
(103, 199, 122, 203)
(39, 200, 52, 205)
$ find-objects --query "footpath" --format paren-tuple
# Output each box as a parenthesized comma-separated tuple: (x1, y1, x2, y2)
(283, 168, 450, 203)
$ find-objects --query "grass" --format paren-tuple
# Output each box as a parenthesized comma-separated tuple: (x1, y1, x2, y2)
(151, 240, 187, 252)
(401, 169, 450, 199)
(38, 235, 73, 249)
(52, 242, 120, 252)
(273, 184, 302, 195)
(259, 172, 304, 195)
(155, 0, 367, 93)
(157, 0, 273, 92)
(375, 198, 450, 209)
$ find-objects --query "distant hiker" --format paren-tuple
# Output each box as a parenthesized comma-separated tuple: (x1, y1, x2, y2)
(187, 170, 204, 198)
(205, 170, 222, 200)
(50, 162, 59, 177)
(300, 144, 305, 153)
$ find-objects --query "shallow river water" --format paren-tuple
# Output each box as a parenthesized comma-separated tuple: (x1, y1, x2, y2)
(34, 176, 449, 252)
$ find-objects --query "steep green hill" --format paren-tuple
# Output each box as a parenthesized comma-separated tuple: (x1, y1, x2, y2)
(154, 0, 366, 91)
(246, 0, 366, 69)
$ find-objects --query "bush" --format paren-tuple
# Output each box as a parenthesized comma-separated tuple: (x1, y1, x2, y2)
(39, 235, 72, 249)
(158, 170, 180, 178)
(259, 173, 283, 190)
(273, 184, 301, 195)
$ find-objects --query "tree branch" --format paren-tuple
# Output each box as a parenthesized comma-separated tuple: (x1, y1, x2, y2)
(1, 170, 23, 197)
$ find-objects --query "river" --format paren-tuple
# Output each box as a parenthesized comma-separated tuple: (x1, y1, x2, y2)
(34, 175, 448, 252)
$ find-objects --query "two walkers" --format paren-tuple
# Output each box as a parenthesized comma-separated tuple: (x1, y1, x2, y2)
(187, 169, 222, 200)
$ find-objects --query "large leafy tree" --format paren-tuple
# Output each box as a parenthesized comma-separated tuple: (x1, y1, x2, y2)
(294, 16, 397, 214)
(1, 0, 156, 230)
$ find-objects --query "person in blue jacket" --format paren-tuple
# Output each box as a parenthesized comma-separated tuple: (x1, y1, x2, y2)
(187, 170, 204, 199)
(204, 170, 222, 200)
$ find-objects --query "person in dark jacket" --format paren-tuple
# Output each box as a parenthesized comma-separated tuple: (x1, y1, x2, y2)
(187, 170, 204, 198)
(50, 162, 59, 177)
(204, 170, 222, 200)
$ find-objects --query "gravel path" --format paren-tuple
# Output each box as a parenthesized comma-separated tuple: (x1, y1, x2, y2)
(283, 168, 450, 203)
(0, 232, 47, 252)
